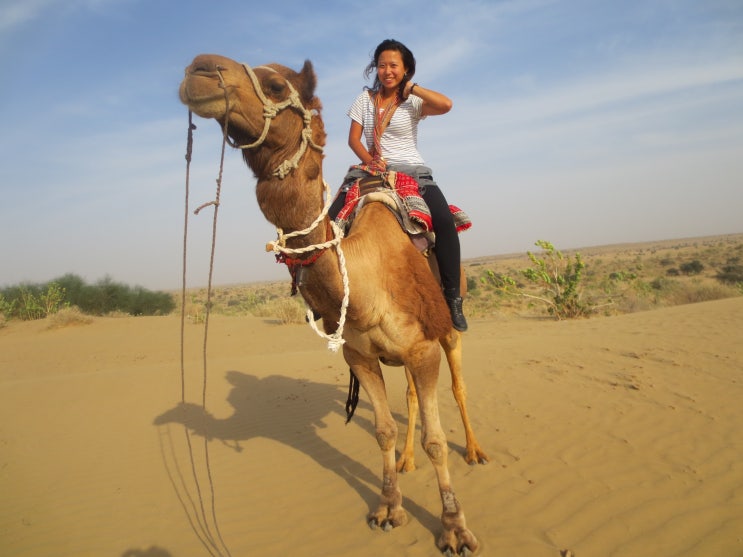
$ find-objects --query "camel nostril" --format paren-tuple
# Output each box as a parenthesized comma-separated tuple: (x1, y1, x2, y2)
(189, 56, 220, 74)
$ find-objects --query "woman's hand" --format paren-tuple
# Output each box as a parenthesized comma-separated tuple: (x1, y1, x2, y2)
(404, 83, 453, 116)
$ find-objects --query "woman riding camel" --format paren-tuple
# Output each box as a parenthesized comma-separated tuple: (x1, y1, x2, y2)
(330, 38, 468, 331)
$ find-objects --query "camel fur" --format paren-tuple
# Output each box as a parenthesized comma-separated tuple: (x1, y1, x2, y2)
(179, 53, 485, 555)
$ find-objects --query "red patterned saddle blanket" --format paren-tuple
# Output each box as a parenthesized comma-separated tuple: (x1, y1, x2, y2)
(334, 171, 470, 251)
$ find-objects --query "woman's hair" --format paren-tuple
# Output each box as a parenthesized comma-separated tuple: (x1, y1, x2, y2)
(364, 39, 416, 94)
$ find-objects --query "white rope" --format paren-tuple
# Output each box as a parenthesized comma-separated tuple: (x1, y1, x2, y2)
(266, 180, 350, 352)
(216, 62, 347, 350)
(221, 63, 323, 179)
(305, 220, 349, 352)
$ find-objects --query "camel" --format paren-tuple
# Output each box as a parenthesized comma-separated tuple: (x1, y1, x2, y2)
(179, 53, 485, 555)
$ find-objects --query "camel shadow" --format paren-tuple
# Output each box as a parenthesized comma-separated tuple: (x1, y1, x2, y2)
(154, 370, 439, 532)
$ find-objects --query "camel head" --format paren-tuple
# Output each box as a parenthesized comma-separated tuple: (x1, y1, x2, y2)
(179, 54, 325, 182)
(179, 54, 328, 231)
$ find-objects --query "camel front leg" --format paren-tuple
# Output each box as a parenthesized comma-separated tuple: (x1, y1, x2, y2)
(440, 331, 489, 465)
(396, 366, 419, 472)
(344, 350, 408, 531)
(410, 348, 479, 555)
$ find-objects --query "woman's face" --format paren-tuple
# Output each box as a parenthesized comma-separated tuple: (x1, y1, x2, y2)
(376, 49, 406, 93)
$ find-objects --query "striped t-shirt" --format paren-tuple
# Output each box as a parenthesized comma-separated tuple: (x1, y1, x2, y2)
(347, 90, 427, 166)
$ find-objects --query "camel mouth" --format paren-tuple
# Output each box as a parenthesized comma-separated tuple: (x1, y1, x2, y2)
(179, 71, 227, 113)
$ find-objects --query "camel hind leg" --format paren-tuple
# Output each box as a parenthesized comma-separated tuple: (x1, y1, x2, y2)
(397, 331, 488, 471)
(396, 366, 419, 472)
(440, 330, 489, 465)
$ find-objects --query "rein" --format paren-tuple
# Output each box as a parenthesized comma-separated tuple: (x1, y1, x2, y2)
(214, 61, 350, 351)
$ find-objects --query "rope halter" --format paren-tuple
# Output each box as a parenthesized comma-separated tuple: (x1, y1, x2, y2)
(215, 63, 324, 179)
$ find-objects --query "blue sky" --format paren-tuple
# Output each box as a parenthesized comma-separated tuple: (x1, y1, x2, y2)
(1, 0, 741, 290)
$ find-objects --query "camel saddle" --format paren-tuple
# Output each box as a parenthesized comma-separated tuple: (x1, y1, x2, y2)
(334, 171, 470, 253)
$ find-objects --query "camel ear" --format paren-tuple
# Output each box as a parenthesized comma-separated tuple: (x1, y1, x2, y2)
(298, 60, 317, 103)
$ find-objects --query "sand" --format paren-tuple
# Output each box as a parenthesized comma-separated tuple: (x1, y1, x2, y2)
(1, 297, 742, 557)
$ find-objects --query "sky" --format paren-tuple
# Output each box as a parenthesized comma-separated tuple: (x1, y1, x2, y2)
(1, 0, 741, 291)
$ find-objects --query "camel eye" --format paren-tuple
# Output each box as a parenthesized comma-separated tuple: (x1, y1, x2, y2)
(266, 77, 286, 97)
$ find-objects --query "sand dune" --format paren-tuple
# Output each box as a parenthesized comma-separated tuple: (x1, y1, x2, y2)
(1, 297, 742, 556)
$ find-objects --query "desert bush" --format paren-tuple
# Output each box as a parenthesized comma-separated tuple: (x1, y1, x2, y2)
(0, 275, 175, 320)
(47, 306, 94, 329)
(18, 286, 46, 320)
(66, 275, 175, 316)
(715, 264, 743, 285)
(0, 293, 17, 320)
(254, 297, 306, 324)
(609, 271, 638, 281)
(520, 240, 589, 319)
(466, 275, 478, 292)
(650, 277, 676, 291)
(480, 269, 517, 291)
(0, 283, 67, 320)
(679, 260, 704, 275)
(666, 282, 739, 305)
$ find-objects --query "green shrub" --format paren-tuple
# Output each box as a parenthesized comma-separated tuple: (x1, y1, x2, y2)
(0, 275, 175, 320)
(679, 260, 704, 275)
(520, 240, 589, 319)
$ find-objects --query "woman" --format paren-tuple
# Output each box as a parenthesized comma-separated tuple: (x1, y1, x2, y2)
(331, 38, 468, 331)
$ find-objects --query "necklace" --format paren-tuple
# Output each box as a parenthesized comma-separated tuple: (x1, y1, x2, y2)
(368, 91, 401, 163)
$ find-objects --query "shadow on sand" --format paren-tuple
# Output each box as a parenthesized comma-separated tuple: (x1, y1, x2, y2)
(153, 370, 440, 552)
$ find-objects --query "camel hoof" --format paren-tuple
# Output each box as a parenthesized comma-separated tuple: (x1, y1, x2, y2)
(441, 546, 475, 557)
(465, 449, 489, 466)
(396, 460, 416, 473)
(367, 518, 396, 532)
(438, 527, 479, 557)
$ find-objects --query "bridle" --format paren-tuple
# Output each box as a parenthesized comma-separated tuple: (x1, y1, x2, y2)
(215, 63, 324, 179)
(211, 61, 350, 352)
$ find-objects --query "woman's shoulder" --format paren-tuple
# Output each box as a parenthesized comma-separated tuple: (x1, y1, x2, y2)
(352, 88, 374, 102)
(349, 89, 373, 109)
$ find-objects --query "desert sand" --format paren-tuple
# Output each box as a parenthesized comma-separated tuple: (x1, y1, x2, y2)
(1, 294, 742, 556)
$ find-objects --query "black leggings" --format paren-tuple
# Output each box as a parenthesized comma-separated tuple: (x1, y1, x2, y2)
(328, 183, 461, 297)
(422, 185, 461, 296)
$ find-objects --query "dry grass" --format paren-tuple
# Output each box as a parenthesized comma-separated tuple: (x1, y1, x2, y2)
(180, 233, 743, 322)
(464, 233, 743, 319)
(178, 282, 306, 324)
(46, 306, 95, 329)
